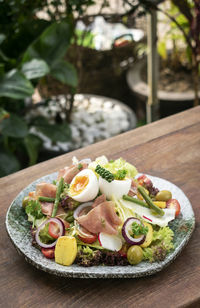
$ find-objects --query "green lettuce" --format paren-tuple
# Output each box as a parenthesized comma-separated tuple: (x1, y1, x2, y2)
(104, 158, 138, 179)
(76, 238, 104, 250)
(143, 226, 174, 262)
(25, 200, 46, 228)
(39, 223, 55, 244)
(88, 155, 109, 173)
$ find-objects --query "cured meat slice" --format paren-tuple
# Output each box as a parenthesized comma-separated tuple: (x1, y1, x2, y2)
(77, 201, 121, 235)
(128, 179, 138, 197)
(41, 202, 53, 216)
(57, 163, 88, 184)
(36, 182, 57, 198)
(92, 194, 106, 208)
(41, 202, 66, 217)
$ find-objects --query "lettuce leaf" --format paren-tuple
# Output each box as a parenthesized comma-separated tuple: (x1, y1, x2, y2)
(143, 226, 174, 262)
(88, 156, 109, 173)
(25, 200, 45, 228)
(112, 194, 135, 223)
(104, 158, 138, 178)
(77, 238, 104, 250)
(39, 223, 55, 244)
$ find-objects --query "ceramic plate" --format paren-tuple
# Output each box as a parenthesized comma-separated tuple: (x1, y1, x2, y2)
(6, 173, 195, 278)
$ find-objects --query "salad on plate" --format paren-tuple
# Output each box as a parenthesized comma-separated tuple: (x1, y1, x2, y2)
(22, 156, 181, 267)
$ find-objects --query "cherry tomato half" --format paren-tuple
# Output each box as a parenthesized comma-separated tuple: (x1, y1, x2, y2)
(41, 248, 55, 259)
(77, 226, 97, 244)
(48, 221, 62, 239)
(166, 199, 181, 217)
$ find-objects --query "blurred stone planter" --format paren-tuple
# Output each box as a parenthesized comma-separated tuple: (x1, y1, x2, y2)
(126, 57, 199, 118)
(29, 94, 137, 162)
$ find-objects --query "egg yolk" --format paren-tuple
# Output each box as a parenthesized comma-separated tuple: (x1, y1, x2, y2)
(70, 176, 89, 196)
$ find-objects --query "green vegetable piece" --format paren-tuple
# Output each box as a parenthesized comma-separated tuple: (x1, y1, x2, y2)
(52, 177, 64, 217)
(25, 200, 44, 220)
(131, 222, 148, 236)
(95, 165, 114, 182)
(25, 199, 45, 227)
(114, 169, 127, 180)
(127, 245, 143, 265)
(39, 223, 55, 244)
(22, 196, 30, 209)
(104, 157, 138, 178)
(78, 163, 83, 170)
(138, 186, 164, 216)
(66, 215, 74, 223)
(122, 194, 149, 208)
(143, 226, 174, 262)
(38, 196, 55, 202)
(155, 190, 172, 202)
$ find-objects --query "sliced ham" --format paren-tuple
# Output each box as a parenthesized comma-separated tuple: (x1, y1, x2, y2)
(41, 202, 53, 216)
(41, 202, 66, 217)
(36, 182, 57, 198)
(128, 179, 138, 197)
(92, 194, 106, 208)
(77, 201, 121, 235)
(57, 163, 88, 184)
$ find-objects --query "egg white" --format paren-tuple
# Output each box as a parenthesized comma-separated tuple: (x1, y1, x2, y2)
(99, 177, 132, 199)
(69, 169, 99, 202)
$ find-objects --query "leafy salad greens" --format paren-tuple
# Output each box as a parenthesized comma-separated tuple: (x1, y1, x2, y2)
(22, 156, 180, 267)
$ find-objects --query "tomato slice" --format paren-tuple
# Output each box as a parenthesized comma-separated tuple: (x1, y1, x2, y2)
(41, 248, 55, 259)
(77, 226, 97, 244)
(48, 221, 62, 239)
(166, 199, 181, 217)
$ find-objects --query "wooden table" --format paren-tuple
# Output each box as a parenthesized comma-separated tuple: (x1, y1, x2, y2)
(1, 106, 200, 308)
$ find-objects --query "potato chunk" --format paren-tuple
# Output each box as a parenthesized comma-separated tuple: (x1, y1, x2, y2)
(140, 222, 153, 248)
(55, 236, 77, 266)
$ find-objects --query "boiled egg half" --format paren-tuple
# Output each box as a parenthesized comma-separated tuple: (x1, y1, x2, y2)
(99, 177, 132, 199)
(69, 169, 99, 202)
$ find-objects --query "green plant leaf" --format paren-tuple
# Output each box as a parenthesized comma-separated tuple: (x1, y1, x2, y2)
(0, 150, 20, 177)
(0, 34, 6, 45)
(21, 59, 50, 80)
(0, 49, 9, 62)
(0, 69, 34, 99)
(33, 117, 71, 143)
(74, 29, 95, 48)
(24, 134, 42, 165)
(23, 21, 72, 67)
(37, 123, 71, 143)
(158, 41, 167, 60)
(0, 107, 9, 121)
(0, 113, 28, 138)
(51, 60, 78, 87)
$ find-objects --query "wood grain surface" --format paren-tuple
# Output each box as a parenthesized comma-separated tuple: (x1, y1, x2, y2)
(1, 106, 200, 308)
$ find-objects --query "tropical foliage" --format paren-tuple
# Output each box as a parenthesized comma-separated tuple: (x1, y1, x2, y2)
(0, 3, 79, 176)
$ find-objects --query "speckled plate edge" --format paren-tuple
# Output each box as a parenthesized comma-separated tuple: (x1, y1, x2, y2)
(5, 173, 195, 278)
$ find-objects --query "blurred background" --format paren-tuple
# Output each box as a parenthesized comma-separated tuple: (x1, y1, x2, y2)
(0, 0, 199, 177)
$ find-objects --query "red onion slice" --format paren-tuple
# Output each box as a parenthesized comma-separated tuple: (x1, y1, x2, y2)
(35, 218, 65, 249)
(73, 202, 93, 220)
(122, 217, 145, 245)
